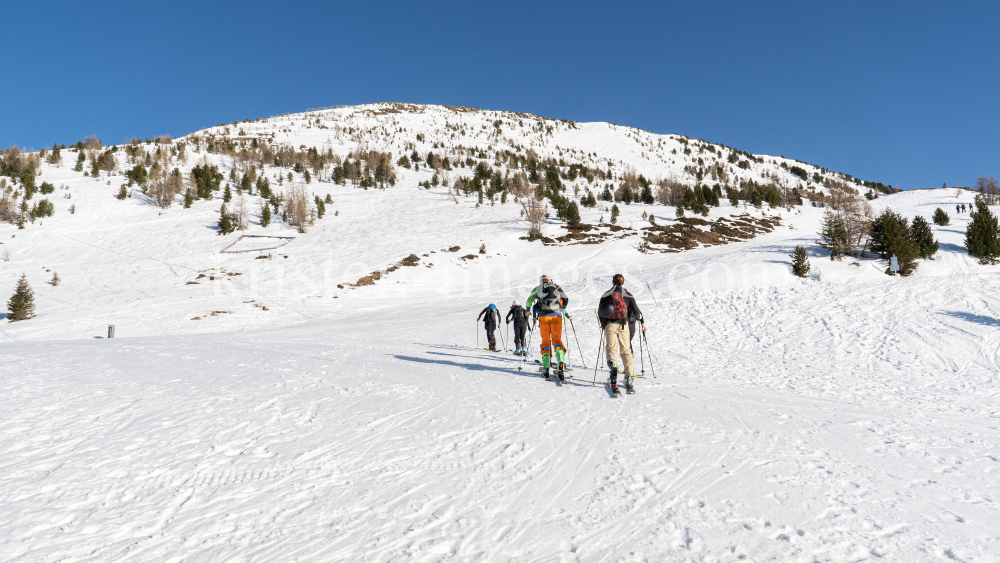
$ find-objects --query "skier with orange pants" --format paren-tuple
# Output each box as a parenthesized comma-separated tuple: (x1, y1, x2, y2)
(525, 275, 571, 382)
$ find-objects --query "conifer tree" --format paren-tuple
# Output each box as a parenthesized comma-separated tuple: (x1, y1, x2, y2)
(641, 184, 654, 204)
(726, 187, 739, 207)
(7, 273, 35, 322)
(965, 198, 1000, 264)
(790, 246, 810, 277)
(223, 183, 232, 203)
(116, 185, 128, 200)
(564, 201, 581, 225)
(932, 207, 950, 226)
(51, 272, 60, 286)
(184, 189, 193, 208)
(261, 203, 271, 228)
(818, 210, 848, 260)
(910, 216, 939, 259)
(217, 203, 234, 235)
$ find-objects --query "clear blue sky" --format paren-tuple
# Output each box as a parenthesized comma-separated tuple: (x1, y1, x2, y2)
(1, 1, 996, 189)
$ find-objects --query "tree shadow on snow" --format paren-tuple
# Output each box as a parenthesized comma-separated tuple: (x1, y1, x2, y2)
(938, 241, 969, 254)
(939, 311, 1000, 327)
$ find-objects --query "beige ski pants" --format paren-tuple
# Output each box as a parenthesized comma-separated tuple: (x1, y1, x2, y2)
(604, 321, 634, 378)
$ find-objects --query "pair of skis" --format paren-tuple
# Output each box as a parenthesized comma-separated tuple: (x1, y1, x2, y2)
(534, 359, 572, 384)
(606, 377, 636, 397)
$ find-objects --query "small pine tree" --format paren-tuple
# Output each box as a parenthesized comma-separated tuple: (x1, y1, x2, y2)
(303, 170, 311, 183)
(184, 189, 193, 208)
(217, 203, 234, 235)
(932, 207, 950, 226)
(7, 273, 36, 322)
(261, 203, 271, 228)
(51, 272, 60, 286)
(479, 243, 487, 254)
(116, 185, 128, 200)
(223, 183, 232, 203)
(965, 198, 1000, 264)
(324, 194, 333, 204)
(790, 246, 810, 277)
(564, 201, 581, 225)
(610, 204, 620, 224)
(675, 205, 685, 218)
(817, 210, 848, 260)
(621, 186, 633, 205)
(69, 204, 76, 214)
(641, 184, 654, 205)
(910, 216, 939, 259)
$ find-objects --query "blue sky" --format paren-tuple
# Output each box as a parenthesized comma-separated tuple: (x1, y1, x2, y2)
(1, 1, 996, 189)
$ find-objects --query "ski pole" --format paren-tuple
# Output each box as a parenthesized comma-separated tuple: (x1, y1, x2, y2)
(639, 323, 645, 377)
(642, 329, 657, 378)
(475, 319, 478, 349)
(592, 328, 604, 386)
(506, 322, 510, 353)
(568, 315, 587, 369)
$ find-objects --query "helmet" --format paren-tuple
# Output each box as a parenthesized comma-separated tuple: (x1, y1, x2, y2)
(489, 303, 496, 310)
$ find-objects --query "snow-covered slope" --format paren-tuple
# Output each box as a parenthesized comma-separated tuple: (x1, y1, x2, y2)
(1, 105, 998, 561)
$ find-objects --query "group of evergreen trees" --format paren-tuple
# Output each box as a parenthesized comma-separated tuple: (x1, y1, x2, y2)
(818, 207, 939, 275)
(869, 209, 937, 275)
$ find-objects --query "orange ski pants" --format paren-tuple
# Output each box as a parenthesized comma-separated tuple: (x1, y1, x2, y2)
(538, 316, 566, 357)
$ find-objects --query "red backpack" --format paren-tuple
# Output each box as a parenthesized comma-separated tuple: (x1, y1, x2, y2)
(608, 288, 628, 321)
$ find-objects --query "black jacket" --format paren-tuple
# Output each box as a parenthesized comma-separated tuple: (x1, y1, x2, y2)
(478, 307, 499, 328)
(506, 305, 529, 327)
(597, 286, 643, 328)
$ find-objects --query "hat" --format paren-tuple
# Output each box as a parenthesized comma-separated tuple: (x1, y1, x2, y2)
(540, 275, 550, 284)
(512, 300, 518, 307)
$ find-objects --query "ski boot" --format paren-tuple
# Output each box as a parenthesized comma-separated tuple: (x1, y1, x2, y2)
(609, 365, 620, 396)
(557, 362, 566, 383)
(625, 378, 635, 394)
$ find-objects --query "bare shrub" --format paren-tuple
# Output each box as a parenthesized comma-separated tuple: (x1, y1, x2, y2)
(825, 192, 873, 256)
(233, 196, 249, 230)
(285, 184, 312, 233)
(975, 175, 999, 205)
(520, 194, 547, 239)
(148, 151, 183, 208)
(0, 179, 18, 224)
(656, 176, 687, 206)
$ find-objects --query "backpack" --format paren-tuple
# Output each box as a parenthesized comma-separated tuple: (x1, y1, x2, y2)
(537, 283, 562, 313)
(607, 288, 628, 321)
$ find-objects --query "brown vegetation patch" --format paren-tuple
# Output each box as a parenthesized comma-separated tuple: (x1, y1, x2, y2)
(641, 213, 782, 252)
